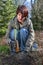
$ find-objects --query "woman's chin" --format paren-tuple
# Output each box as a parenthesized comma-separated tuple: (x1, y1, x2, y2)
(18, 20, 22, 23)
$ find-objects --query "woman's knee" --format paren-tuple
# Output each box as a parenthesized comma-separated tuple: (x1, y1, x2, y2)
(20, 28, 28, 36)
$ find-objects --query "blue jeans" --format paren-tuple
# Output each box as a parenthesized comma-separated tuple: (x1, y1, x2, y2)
(9, 28, 29, 52)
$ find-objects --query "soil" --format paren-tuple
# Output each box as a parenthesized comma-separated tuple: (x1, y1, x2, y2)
(0, 31, 43, 65)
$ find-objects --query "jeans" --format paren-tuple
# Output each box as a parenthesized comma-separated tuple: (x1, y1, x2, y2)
(9, 28, 29, 52)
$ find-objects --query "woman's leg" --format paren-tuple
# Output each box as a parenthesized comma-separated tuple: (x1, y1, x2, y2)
(9, 29, 19, 53)
(19, 28, 29, 51)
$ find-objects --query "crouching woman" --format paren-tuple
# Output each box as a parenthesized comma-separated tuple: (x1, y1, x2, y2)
(4, 5, 35, 54)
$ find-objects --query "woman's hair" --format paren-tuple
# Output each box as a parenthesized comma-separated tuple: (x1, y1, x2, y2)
(16, 5, 28, 18)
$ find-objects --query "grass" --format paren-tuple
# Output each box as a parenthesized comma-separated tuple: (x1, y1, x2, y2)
(0, 45, 10, 54)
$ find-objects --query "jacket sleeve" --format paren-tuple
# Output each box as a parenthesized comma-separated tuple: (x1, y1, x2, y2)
(25, 19, 35, 52)
(5, 19, 13, 44)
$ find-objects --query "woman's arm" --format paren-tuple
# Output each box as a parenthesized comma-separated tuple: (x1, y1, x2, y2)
(25, 19, 35, 52)
(4, 19, 13, 44)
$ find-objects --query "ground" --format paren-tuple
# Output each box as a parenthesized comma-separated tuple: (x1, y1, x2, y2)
(0, 51, 43, 65)
(0, 31, 43, 65)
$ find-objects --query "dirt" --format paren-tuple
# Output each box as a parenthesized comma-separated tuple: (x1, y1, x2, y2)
(35, 31, 43, 48)
(0, 50, 43, 65)
(0, 31, 43, 65)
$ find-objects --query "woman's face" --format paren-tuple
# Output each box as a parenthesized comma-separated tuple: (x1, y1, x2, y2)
(17, 13, 25, 24)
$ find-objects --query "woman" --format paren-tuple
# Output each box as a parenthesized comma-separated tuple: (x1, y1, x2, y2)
(4, 5, 35, 53)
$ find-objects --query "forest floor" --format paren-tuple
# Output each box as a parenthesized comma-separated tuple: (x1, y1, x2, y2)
(0, 31, 43, 65)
